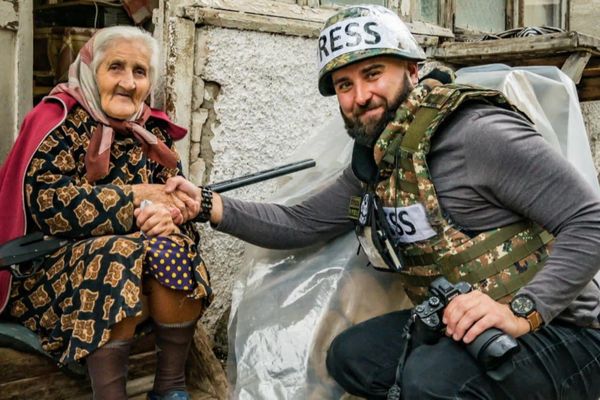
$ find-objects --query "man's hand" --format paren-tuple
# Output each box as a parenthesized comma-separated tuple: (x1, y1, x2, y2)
(134, 203, 180, 237)
(443, 290, 531, 344)
(165, 176, 224, 224)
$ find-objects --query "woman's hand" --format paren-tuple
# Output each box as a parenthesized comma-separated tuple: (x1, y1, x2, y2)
(442, 290, 531, 343)
(132, 183, 199, 223)
(134, 202, 180, 237)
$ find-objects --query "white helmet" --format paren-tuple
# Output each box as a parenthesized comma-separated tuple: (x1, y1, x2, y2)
(317, 5, 426, 96)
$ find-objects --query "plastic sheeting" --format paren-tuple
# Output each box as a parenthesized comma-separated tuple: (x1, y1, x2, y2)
(227, 118, 413, 399)
(456, 64, 600, 194)
(227, 65, 599, 399)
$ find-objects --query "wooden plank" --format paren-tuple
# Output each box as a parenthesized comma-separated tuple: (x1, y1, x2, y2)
(443, 54, 571, 68)
(578, 76, 600, 102)
(433, 32, 600, 62)
(185, 7, 322, 37)
(0, 348, 155, 386)
(0, 370, 91, 400)
(184, 2, 453, 40)
(0, 348, 57, 383)
(575, 32, 600, 53)
(582, 66, 600, 78)
(439, 0, 454, 29)
(405, 20, 454, 38)
(561, 51, 592, 83)
(187, 0, 333, 24)
(184, 8, 450, 42)
(0, 332, 155, 381)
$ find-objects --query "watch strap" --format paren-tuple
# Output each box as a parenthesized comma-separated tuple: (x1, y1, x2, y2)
(526, 310, 543, 332)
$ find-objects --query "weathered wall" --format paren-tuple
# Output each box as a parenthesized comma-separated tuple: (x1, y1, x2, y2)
(0, 28, 16, 161)
(570, 0, 600, 37)
(0, 0, 32, 162)
(582, 101, 600, 175)
(190, 26, 338, 336)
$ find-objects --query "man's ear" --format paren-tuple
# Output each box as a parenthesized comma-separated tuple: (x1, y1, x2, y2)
(405, 62, 419, 86)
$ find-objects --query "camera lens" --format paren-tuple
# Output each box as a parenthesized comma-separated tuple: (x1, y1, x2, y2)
(467, 328, 520, 379)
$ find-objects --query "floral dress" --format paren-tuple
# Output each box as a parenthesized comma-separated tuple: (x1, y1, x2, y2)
(7, 106, 212, 365)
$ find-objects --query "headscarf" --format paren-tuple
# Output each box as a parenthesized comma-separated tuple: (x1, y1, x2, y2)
(50, 29, 179, 182)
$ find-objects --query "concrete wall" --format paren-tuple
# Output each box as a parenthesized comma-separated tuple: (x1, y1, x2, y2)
(190, 26, 338, 336)
(582, 101, 600, 176)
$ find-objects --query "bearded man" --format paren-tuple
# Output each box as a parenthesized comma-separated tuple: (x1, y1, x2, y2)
(168, 5, 600, 400)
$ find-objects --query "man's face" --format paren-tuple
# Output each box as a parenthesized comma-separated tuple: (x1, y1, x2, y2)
(332, 56, 418, 146)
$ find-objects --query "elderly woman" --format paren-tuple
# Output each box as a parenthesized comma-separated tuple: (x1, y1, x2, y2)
(0, 26, 209, 400)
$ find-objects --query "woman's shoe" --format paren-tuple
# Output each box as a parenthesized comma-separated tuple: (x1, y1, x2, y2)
(146, 390, 191, 400)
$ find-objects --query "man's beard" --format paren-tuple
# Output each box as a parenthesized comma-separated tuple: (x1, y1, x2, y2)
(342, 76, 413, 148)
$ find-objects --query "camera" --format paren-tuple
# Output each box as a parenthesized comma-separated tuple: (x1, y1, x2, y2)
(412, 277, 520, 380)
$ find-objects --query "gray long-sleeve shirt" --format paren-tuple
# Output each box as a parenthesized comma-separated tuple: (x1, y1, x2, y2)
(217, 103, 600, 328)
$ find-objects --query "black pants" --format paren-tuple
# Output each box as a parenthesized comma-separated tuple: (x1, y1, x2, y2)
(326, 310, 600, 400)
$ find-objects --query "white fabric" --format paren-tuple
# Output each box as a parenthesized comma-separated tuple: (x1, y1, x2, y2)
(383, 204, 437, 244)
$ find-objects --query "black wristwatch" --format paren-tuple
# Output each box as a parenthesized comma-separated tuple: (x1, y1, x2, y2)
(510, 294, 543, 332)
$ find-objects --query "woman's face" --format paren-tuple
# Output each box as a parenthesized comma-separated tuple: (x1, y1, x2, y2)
(96, 38, 151, 120)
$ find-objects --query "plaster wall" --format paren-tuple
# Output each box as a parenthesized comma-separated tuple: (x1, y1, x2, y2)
(581, 101, 600, 176)
(191, 26, 338, 335)
(570, 0, 600, 37)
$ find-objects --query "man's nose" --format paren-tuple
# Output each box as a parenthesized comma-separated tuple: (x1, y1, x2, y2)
(354, 81, 372, 107)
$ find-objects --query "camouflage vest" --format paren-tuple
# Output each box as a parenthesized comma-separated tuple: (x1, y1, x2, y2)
(351, 84, 554, 305)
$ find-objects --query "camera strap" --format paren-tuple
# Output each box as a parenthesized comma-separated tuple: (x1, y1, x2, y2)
(387, 315, 415, 400)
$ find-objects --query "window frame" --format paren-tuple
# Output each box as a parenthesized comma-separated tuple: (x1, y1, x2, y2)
(448, 0, 570, 32)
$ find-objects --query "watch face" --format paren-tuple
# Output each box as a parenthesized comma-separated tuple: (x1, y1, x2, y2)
(511, 295, 535, 316)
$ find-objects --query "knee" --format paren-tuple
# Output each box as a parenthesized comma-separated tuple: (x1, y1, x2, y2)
(110, 315, 145, 340)
(325, 330, 367, 396)
(402, 345, 435, 397)
(325, 333, 349, 383)
(146, 278, 203, 323)
(401, 339, 480, 400)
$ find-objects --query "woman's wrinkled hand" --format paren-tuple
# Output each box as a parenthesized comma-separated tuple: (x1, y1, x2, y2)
(134, 202, 180, 237)
(442, 290, 531, 343)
